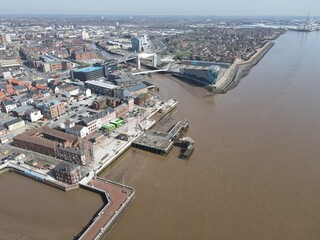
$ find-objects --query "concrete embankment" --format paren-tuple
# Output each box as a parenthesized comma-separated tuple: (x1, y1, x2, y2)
(239, 42, 275, 67)
(213, 62, 239, 93)
(214, 41, 275, 93)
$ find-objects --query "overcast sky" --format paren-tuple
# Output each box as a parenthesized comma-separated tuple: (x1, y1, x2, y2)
(0, 0, 319, 16)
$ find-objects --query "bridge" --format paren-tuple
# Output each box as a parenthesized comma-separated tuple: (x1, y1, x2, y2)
(132, 62, 172, 76)
(118, 53, 157, 69)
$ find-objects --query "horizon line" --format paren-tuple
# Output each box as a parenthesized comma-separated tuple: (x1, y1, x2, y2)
(0, 13, 318, 18)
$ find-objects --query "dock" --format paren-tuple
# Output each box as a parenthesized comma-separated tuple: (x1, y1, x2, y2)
(132, 120, 194, 158)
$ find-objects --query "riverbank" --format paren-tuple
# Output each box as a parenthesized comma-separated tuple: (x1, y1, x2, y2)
(214, 41, 275, 93)
(0, 95, 178, 239)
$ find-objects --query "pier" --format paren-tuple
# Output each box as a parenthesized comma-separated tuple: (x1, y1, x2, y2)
(78, 178, 135, 240)
(132, 120, 194, 158)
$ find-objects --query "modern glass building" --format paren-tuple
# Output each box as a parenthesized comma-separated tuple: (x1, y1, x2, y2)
(180, 65, 221, 85)
(71, 66, 105, 81)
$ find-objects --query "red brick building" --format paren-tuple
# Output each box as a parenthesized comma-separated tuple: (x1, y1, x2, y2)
(13, 126, 93, 165)
(71, 51, 99, 61)
(53, 162, 81, 184)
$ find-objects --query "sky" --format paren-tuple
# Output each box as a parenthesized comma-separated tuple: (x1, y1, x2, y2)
(0, 0, 319, 16)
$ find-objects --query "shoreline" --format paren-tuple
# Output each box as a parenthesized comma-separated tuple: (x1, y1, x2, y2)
(0, 98, 179, 240)
(214, 41, 275, 93)
(167, 41, 276, 94)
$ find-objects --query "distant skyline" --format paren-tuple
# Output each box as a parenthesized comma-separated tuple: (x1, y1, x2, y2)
(0, 0, 319, 16)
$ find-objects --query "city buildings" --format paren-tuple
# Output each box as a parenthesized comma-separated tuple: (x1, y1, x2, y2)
(0, 126, 8, 144)
(79, 116, 102, 135)
(0, 34, 11, 45)
(1, 100, 17, 113)
(13, 126, 93, 165)
(42, 61, 73, 73)
(84, 80, 119, 97)
(71, 51, 99, 61)
(37, 99, 66, 120)
(53, 162, 81, 184)
(179, 65, 221, 85)
(71, 66, 106, 81)
(3, 118, 25, 131)
(12, 105, 34, 117)
(131, 35, 149, 52)
(81, 29, 89, 40)
(123, 83, 148, 97)
(25, 109, 43, 122)
(65, 120, 89, 138)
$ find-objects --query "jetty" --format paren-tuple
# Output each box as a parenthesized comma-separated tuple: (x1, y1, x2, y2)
(132, 120, 194, 159)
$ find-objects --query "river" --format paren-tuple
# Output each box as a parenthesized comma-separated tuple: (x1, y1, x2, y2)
(1, 31, 320, 240)
(102, 31, 320, 240)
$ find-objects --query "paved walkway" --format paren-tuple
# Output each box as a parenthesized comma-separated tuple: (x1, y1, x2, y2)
(80, 179, 134, 240)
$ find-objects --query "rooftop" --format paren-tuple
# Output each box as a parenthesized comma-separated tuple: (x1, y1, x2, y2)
(85, 80, 118, 90)
(54, 161, 79, 173)
(126, 83, 148, 93)
(4, 117, 24, 127)
(134, 131, 173, 151)
(73, 66, 103, 73)
(12, 105, 34, 113)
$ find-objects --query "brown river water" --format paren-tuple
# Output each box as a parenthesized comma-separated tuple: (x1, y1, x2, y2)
(1, 31, 320, 240)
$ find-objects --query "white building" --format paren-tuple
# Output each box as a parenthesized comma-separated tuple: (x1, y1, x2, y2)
(65, 121, 89, 138)
(1, 100, 17, 113)
(131, 35, 149, 52)
(25, 109, 43, 122)
(81, 29, 89, 40)
(5, 34, 11, 43)
(85, 88, 92, 98)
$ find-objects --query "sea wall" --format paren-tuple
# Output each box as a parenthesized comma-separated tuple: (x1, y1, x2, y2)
(214, 41, 275, 93)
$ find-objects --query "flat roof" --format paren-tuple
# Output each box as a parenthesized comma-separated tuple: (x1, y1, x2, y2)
(12, 105, 34, 113)
(134, 131, 172, 150)
(85, 80, 118, 89)
(73, 66, 103, 73)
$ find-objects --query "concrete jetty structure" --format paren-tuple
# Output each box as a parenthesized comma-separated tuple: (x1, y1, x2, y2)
(132, 120, 193, 157)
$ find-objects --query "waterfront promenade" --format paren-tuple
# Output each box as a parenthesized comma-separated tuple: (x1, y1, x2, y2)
(79, 178, 135, 240)
(0, 97, 178, 239)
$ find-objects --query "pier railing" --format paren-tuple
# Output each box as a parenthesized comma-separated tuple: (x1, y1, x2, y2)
(78, 178, 135, 240)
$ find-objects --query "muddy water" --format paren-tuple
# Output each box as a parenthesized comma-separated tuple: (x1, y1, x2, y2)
(0, 173, 104, 240)
(102, 31, 320, 240)
(1, 31, 320, 240)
